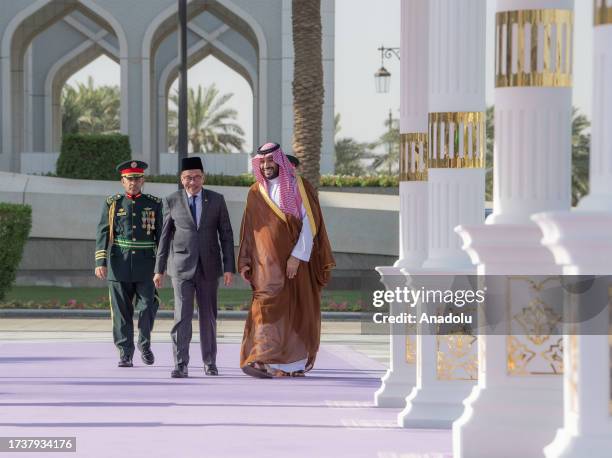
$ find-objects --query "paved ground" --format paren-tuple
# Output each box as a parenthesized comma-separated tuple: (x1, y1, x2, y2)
(0, 319, 452, 458)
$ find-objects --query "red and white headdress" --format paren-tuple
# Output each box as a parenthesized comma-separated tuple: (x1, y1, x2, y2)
(252, 142, 302, 219)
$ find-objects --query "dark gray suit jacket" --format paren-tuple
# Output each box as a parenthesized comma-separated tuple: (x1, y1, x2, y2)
(154, 188, 236, 280)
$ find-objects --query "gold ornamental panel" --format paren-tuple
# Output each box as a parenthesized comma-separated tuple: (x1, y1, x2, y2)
(437, 334, 478, 381)
(406, 335, 416, 364)
(569, 334, 579, 415)
(428, 112, 485, 169)
(495, 9, 573, 88)
(506, 276, 564, 376)
(595, 0, 612, 26)
(400, 133, 428, 181)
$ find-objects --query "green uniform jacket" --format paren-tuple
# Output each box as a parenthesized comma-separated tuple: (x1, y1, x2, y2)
(95, 193, 163, 282)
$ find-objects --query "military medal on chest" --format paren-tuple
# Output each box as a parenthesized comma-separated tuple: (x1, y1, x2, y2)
(141, 208, 155, 235)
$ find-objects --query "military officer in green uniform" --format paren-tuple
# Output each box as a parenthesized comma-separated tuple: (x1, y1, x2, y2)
(95, 160, 162, 367)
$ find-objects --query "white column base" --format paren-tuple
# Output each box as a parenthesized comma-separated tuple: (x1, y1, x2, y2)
(397, 270, 478, 429)
(544, 429, 612, 458)
(533, 212, 612, 458)
(374, 364, 417, 408)
(453, 383, 563, 458)
(453, 224, 564, 457)
(373, 266, 417, 408)
(399, 380, 475, 429)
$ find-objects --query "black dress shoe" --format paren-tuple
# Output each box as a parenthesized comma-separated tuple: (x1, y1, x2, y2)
(140, 347, 155, 365)
(118, 356, 133, 368)
(171, 365, 188, 378)
(204, 363, 218, 376)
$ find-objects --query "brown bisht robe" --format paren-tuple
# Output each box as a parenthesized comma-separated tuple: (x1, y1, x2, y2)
(238, 177, 335, 371)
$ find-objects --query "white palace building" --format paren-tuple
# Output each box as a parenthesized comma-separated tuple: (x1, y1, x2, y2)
(0, 0, 336, 175)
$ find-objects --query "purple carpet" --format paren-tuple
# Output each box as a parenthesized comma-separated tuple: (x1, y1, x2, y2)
(0, 342, 451, 457)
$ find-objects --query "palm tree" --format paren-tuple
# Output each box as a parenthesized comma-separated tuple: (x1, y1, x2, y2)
(571, 107, 590, 205)
(335, 138, 373, 175)
(168, 84, 245, 153)
(292, 0, 324, 187)
(370, 113, 400, 175)
(61, 85, 81, 135)
(61, 76, 120, 135)
(333, 113, 371, 175)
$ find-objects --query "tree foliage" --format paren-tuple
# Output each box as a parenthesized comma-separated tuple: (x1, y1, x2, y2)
(333, 113, 373, 175)
(168, 84, 245, 154)
(61, 76, 120, 135)
(0, 204, 32, 301)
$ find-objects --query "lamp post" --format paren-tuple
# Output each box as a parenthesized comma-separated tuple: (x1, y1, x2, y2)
(177, 0, 188, 189)
(374, 45, 400, 93)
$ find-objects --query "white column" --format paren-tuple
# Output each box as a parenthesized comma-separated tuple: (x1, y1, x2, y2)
(23, 44, 33, 157)
(397, 0, 486, 429)
(531, 213, 612, 458)
(579, 2, 612, 212)
(530, 5, 612, 457)
(395, 0, 429, 270)
(374, 267, 416, 408)
(373, 0, 427, 408)
(453, 1, 574, 456)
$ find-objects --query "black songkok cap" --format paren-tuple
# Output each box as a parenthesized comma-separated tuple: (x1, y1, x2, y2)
(181, 156, 203, 172)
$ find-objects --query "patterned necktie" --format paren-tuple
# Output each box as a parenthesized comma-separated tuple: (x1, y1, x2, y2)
(189, 195, 197, 227)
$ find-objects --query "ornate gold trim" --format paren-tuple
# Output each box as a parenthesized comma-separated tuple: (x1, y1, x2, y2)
(296, 177, 317, 236)
(436, 334, 478, 381)
(428, 112, 485, 169)
(406, 337, 416, 364)
(595, 0, 612, 26)
(505, 276, 564, 376)
(400, 133, 428, 181)
(495, 9, 573, 88)
(258, 183, 287, 223)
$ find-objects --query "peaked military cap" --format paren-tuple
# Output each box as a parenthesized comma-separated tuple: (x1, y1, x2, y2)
(116, 160, 148, 177)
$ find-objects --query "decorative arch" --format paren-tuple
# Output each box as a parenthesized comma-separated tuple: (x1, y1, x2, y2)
(44, 37, 119, 152)
(156, 38, 257, 156)
(141, 0, 268, 170)
(1, 0, 127, 171)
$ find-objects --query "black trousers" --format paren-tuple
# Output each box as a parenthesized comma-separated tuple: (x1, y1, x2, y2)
(171, 266, 219, 367)
(108, 280, 159, 359)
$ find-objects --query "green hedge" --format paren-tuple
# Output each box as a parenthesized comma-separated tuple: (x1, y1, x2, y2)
(0, 203, 32, 301)
(147, 173, 398, 188)
(319, 174, 399, 187)
(56, 134, 131, 180)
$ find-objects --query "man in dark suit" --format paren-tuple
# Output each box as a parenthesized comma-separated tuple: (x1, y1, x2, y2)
(153, 157, 235, 378)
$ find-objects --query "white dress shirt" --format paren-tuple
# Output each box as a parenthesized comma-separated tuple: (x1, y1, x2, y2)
(267, 177, 313, 262)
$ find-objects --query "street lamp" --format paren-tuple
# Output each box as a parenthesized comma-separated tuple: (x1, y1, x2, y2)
(374, 45, 400, 93)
